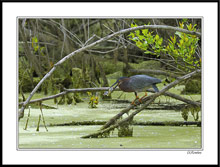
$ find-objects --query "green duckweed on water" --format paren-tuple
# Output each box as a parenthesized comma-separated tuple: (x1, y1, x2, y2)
(18, 89, 201, 149)
(19, 125, 201, 149)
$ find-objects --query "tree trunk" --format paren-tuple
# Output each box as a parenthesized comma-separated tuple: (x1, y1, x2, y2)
(19, 26, 42, 77)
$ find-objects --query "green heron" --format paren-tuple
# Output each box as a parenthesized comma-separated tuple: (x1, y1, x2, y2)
(104, 75, 161, 104)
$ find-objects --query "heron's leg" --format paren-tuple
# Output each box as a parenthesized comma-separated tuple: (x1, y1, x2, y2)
(139, 92, 148, 103)
(131, 92, 139, 105)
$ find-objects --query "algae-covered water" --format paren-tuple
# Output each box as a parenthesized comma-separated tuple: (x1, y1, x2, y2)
(18, 85, 202, 149)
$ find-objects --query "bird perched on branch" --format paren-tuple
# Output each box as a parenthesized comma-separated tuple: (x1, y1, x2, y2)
(104, 75, 161, 105)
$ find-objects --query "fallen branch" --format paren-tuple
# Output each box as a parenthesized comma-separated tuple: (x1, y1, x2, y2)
(82, 69, 201, 138)
(132, 121, 201, 127)
(106, 103, 196, 110)
(19, 87, 201, 108)
(48, 120, 201, 127)
(147, 90, 201, 107)
(19, 25, 201, 120)
(18, 87, 110, 106)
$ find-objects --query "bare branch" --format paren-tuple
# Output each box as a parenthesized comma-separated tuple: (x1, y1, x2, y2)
(86, 46, 122, 54)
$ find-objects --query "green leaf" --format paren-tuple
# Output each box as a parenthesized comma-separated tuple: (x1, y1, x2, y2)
(132, 37, 139, 41)
(142, 29, 149, 36)
(182, 18, 188, 23)
(175, 31, 182, 38)
(143, 41, 148, 47)
(128, 32, 135, 38)
(144, 50, 152, 54)
(147, 36, 154, 44)
(192, 24, 197, 31)
(155, 34, 160, 41)
(135, 30, 140, 36)
(136, 41, 142, 48)
(187, 24, 193, 31)
(179, 22, 184, 29)
(138, 35, 145, 41)
(131, 23, 138, 28)
(158, 38, 163, 45)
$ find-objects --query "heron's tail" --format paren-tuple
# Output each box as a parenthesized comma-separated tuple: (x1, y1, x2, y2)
(152, 84, 159, 92)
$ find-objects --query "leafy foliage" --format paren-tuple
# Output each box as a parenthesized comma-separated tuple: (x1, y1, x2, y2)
(129, 23, 164, 56)
(87, 92, 99, 108)
(128, 22, 201, 72)
(32, 36, 45, 56)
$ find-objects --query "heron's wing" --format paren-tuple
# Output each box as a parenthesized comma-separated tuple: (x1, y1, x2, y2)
(129, 75, 161, 90)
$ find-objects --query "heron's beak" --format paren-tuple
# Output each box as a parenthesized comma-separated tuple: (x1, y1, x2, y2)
(103, 81, 119, 96)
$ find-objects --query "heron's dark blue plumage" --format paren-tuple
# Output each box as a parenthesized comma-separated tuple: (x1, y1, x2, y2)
(104, 75, 161, 100)
(128, 75, 161, 92)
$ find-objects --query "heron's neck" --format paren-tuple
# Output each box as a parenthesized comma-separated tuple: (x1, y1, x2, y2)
(119, 78, 134, 92)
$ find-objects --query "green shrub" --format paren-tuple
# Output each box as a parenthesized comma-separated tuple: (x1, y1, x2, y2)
(102, 59, 124, 75)
(181, 79, 201, 94)
(130, 60, 161, 70)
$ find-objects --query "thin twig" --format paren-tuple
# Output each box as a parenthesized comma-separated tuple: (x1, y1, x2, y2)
(39, 102, 48, 132)
(36, 114, 41, 132)
(46, 19, 83, 47)
(24, 106, 31, 130)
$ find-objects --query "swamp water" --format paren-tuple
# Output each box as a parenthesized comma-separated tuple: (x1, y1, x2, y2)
(18, 87, 202, 149)
(18, 91, 201, 149)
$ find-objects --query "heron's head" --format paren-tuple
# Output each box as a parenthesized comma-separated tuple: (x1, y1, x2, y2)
(103, 77, 129, 96)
